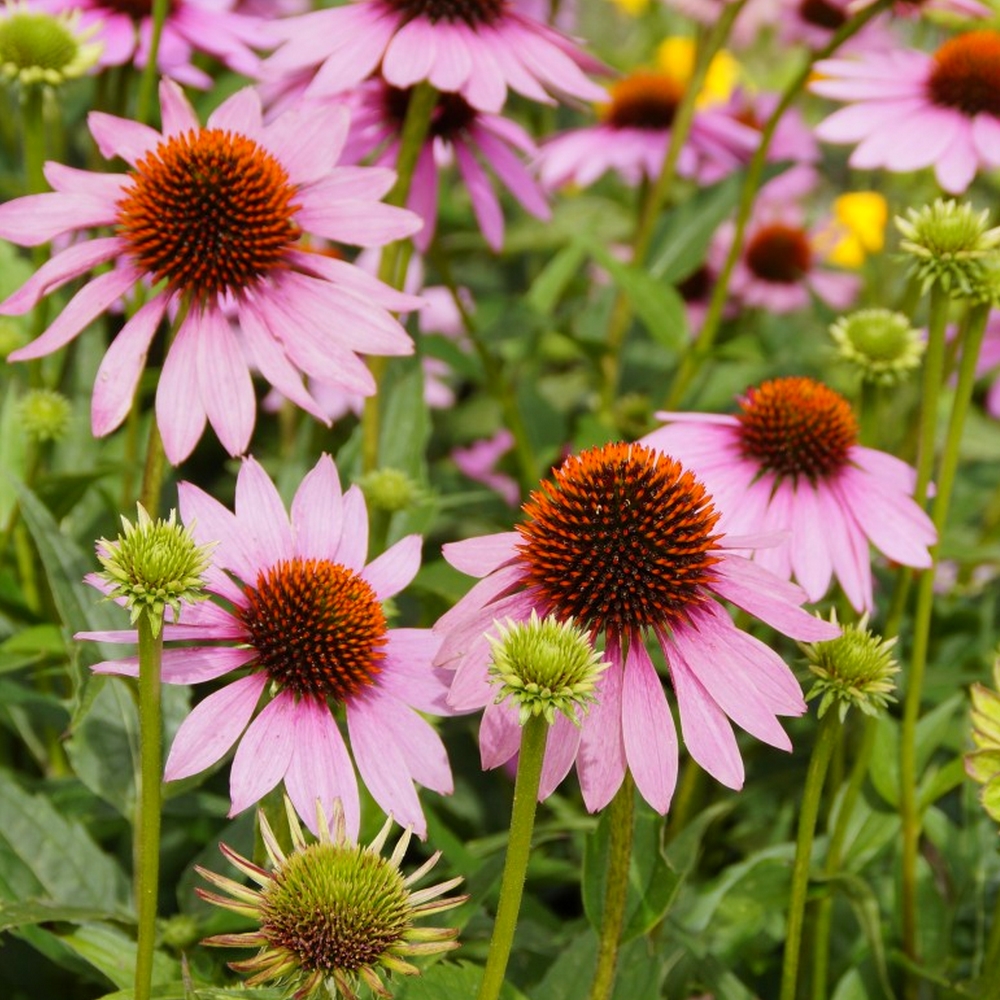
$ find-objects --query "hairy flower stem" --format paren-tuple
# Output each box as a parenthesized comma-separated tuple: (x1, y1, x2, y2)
(134, 0, 171, 125)
(133, 611, 164, 1000)
(900, 300, 990, 986)
(477, 715, 549, 1000)
(663, 0, 890, 411)
(587, 772, 636, 1000)
(362, 81, 437, 476)
(780, 710, 840, 1000)
(811, 715, 877, 1000)
(599, 6, 745, 420)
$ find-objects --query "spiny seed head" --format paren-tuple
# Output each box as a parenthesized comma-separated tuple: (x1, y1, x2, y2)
(238, 558, 388, 704)
(97, 505, 213, 635)
(965, 652, 1000, 828)
(0, 5, 102, 86)
(196, 798, 467, 1000)
(17, 388, 71, 442)
(829, 308, 925, 386)
(802, 611, 899, 721)
(517, 442, 722, 640)
(487, 611, 609, 726)
(895, 199, 1000, 298)
(736, 377, 858, 482)
(358, 468, 422, 514)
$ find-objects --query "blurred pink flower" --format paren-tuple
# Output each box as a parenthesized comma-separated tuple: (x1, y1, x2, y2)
(0, 81, 422, 463)
(643, 377, 937, 612)
(36, 0, 273, 88)
(811, 31, 1000, 194)
(435, 442, 839, 813)
(79, 455, 454, 839)
(452, 429, 520, 506)
(264, 0, 606, 113)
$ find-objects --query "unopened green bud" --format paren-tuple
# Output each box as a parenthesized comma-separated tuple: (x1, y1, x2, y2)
(96, 505, 213, 636)
(829, 309, 924, 386)
(0, 4, 102, 87)
(358, 467, 421, 514)
(18, 388, 70, 442)
(488, 611, 608, 726)
(965, 652, 1000, 827)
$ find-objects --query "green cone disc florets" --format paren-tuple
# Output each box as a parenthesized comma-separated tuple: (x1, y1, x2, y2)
(0, 6, 102, 86)
(829, 309, 924, 386)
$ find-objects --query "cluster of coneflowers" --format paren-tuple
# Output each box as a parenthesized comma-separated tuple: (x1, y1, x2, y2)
(2, 0, 1000, 998)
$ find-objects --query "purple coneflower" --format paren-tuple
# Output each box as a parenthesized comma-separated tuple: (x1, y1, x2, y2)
(435, 441, 839, 814)
(0, 80, 422, 463)
(79, 455, 454, 839)
(643, 377, 937, 612)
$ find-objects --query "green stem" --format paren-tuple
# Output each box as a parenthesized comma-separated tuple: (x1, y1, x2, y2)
(663, 0, 890, 411)
(476, 715, 549, 1000)
(587, 771, 635, 1000)
(599, 9, 745, 418)
(900, 300, 990, 981)
(982, 879, 1000, 997)
(133, 611, 164, 1000)
(780, 710, 840, 1000)
(811, 714, 877, 1000)
(134, 0, 171, 125)
(362, 82, 437, 475)
(21, 85, 45, 196)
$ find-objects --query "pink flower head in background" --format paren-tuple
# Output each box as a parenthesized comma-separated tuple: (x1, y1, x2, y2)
(264, 0, 606, 114)
(538, 68, 757, 189)
(341, 79, 550, 251)
(643, 377, 937, 612)
(452, 428, 520, 506)
(36, 0, 273, 88)
(978, 311, 1000, 419)
(435, 441, 839, 814)
(0, 80, 422, 464)
(711, 167, 861, 314)
(811, 31, 1000, 194)
(79, 456, 454, 839)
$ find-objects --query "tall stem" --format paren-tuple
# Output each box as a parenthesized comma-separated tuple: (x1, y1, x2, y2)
(133, 611, 164, 1000)
(362, 82, 437, 474)
(599, 7, 745, 417)
(663, 0, 890, 410)
(587, 772, 635, 1000)
(982, 879, 1000, 998)
(476, 715, 549, 1000)
(780, 710, 840, 1000)
(21, 85, 45, 195)
(134, 0, 171, 125)
(900, 300, 990, 983)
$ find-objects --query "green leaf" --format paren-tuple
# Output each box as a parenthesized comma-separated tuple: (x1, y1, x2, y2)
(395, 959, 529, 999)
(583, 239, 689, 352)
(0, 900, 122, 934)
(0, 768, 130, 915)
(918, 756, 968, 810)
(58, 922, 179, 991)
(526, 243, 590, 316)
(0, 623, 66, 674)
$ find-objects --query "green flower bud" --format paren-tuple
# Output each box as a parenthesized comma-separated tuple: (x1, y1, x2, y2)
(358, 468, 421, 514)
(0, 4, 102, 87)
(829, 309, 924, 387)
(965, 652, 1000, 827)
(17, 388, 71, 442)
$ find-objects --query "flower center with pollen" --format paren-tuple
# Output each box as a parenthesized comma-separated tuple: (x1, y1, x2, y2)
(745, 224, 812, 283)
(384, 0, 506, 25)
(516, 442, 721, 638)
(238, 558, 388, 703)
(604, 71, 684, 130)
(927, 31, 1000, 119)
(737, 377, 858, 481)
(116, 128, 301, 302)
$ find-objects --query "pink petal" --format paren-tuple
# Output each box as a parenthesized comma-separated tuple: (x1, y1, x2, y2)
(158, 78, 199, 136)
(455, 141, 503, 251)
(164, 673, 265, 781)
(538, 711, 582, 800)
(178, 481, 260, 585)
(0, 191, 117, 247)
(378, 628, 453, 715)
(577, 641, 627, 813)
(334, 485, 369, 571)
(286, 249, 423, 313)
(480, 697, 522, 769)
(159, 645, 256, 684)
(362, 534, 422, 600)
(296, 197, 423, 247)
(206, 86, 263, 137)
(156, 316, 208, 464)
(291, 454, 344, 561)
(228, 692, 298, 815)
(381, 17, 437, 88)
(264, 103, 351, 186)
(442, 531, 520, 577)
(88, 111, 162, 166)
(196, 307, 256, 457)
(235, 456, 294, 564)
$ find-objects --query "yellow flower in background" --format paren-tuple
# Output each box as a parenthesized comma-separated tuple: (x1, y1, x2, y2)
(607, 0, 650, 15)
(656, 36, 740, 108)
(822, 192, 888, 267)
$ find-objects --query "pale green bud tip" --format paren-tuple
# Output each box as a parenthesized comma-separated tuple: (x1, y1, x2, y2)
(17, 388, 71, 442)
(358, 467, 421, 514)
(197, 798, 466, 999)
(96, 505, 213, 634)
(488, 611, 609, 726)
(895, 199, 1000, 297)
(829, 309, 925, 386)
(803, 612, 899, 722)
(965, 652, 1000, 827)
(0, 5, 102, 86)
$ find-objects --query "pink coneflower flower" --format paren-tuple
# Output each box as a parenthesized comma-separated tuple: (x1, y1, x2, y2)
(342, 80, 549, 251)
(776, 0, 893, 53)
(79, 455, 454, 839)
(452, 428, 520, 506)
(643, 377, 937, 612)
(711, 167, 861, 314)
(0, 80, 422, 464)
(36, 0, 273, 88)
(435, 441, 839, 813)
(538, 68, 757, 189)
(264, 0, 606, 114)
(811, 31, 1000, 194)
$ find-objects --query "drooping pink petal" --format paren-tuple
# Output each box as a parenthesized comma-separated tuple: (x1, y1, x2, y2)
(576, 641, 627, 813)
(538, 711, 582, 800)
(228, 692, 298, 815)
(480, 697, 523, 769)
(156, 317, 208, 464)
(196, 307, 256, 458)
(378, 629, 453, 715)
(164, 673, 266, 782)
(455, 141, 503, 251)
